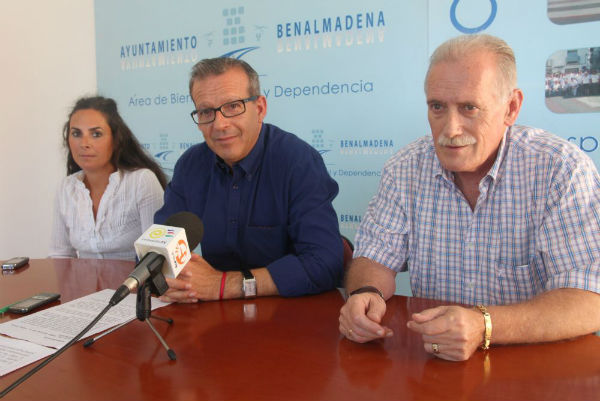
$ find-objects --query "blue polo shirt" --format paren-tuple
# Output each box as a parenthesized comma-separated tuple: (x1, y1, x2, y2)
(155, 123, 343, 296)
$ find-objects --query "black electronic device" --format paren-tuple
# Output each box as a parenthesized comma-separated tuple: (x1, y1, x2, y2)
(8, 293, 60, 314)
(2, 256, 29, 270)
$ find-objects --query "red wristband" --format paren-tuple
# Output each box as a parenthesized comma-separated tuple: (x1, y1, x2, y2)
(219, 272, 227, 300)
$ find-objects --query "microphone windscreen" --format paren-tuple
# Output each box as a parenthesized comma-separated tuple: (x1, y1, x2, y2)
(165, 212, 204, 249)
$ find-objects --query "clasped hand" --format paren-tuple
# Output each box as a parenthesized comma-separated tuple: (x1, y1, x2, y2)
(340, 295, 484, 361)
(159, 253, 222, 302)
(406, 305, 484, 361)
(338, 293, 393, 342)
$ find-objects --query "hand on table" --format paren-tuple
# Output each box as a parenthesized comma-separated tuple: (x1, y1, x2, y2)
(160, 253, 222, 302)
(338, 293, 393, 343)
(406, 305, 484, 361)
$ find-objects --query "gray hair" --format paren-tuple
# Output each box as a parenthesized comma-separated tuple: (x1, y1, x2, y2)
(425, 34, 517, 100)
(188, 57, 260, 97)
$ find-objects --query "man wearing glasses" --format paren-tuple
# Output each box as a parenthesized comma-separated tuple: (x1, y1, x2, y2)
(155, 57, 342, 301)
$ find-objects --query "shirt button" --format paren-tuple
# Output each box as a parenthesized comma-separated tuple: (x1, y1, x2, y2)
(230, 219, 237, 224)
(232, 185, 239, 190)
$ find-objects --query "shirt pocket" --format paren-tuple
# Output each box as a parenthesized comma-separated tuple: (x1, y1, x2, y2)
(494, 262, 537, 304)
(244, 225, 288, 266)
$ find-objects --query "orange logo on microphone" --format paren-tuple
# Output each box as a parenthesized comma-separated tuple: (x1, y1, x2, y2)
(175, 239, 189, 265)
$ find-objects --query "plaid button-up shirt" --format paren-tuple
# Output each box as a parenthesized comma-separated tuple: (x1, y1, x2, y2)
(355, 125, 600, 305)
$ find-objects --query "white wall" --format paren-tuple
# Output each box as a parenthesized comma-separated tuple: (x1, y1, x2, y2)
(0, 0, 97, 259)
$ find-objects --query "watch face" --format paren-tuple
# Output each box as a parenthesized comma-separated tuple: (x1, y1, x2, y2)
(243, 278, 257, 297)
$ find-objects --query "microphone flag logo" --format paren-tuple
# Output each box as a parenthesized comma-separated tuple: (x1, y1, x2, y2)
(175, 239, 189, 265)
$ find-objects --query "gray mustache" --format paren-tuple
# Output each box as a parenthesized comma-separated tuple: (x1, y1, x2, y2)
(437, 135, 477, 147)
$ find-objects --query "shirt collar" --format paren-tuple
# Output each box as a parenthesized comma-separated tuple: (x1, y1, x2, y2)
(73, 169, 121, 185)
(215, 124, 266, 178)
(73, 169, 123, 192)
(486, 127, 509, 182)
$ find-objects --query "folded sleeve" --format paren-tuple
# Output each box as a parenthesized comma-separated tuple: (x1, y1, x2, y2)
(353, 158, 410, 272)
(266, 149, 343, 296)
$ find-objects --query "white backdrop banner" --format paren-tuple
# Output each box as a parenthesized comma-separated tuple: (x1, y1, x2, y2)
(95, 0, 600, 242)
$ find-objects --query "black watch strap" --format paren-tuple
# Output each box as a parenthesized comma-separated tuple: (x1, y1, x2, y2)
(349, 286, 385, 300)
(242, 269, 254, 280)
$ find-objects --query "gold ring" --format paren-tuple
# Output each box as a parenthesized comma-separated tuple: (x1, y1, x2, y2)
(432, 343, 440, 354)
(348, 329, 353, 336)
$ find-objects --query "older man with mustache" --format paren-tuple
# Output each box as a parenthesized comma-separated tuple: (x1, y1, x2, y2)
(338, 34, 600, 361)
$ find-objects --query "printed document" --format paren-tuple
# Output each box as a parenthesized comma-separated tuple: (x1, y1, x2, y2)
(0, 289, 169, 376)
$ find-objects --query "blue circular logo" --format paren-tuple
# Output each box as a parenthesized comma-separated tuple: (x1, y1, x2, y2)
(450, 0, 497, 34)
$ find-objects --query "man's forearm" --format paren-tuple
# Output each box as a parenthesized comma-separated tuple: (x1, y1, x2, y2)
(345, 257, 397, 300)
(488, 288, 600, 344)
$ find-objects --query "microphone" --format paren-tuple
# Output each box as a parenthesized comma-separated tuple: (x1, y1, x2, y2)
(109, 212, 204, 306)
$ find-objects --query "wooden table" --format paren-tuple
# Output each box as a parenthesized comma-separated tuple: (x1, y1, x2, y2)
(1, 259, 599, 401)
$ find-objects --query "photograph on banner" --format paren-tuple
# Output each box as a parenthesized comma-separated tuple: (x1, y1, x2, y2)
(428, 0, 600, 169)
(548, 0, 600, 25)
(545, 46, 600, 113)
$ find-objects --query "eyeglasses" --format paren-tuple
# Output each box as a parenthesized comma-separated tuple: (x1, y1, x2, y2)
(190, 96, 258, 124)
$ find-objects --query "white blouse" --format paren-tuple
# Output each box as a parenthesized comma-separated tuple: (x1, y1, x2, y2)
(49, 168, 164, 260)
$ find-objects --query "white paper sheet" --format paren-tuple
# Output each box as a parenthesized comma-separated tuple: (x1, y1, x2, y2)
(0, 289, 170, 377)
(0, 289, 169, 350)
(0, 336, 55, 376)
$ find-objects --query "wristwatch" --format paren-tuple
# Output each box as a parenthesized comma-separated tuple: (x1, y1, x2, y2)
(242, 269, 256, 298)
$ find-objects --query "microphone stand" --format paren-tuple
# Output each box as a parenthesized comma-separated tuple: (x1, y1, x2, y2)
(84, 265, 177, 360)
(136, 280, 176, 360)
